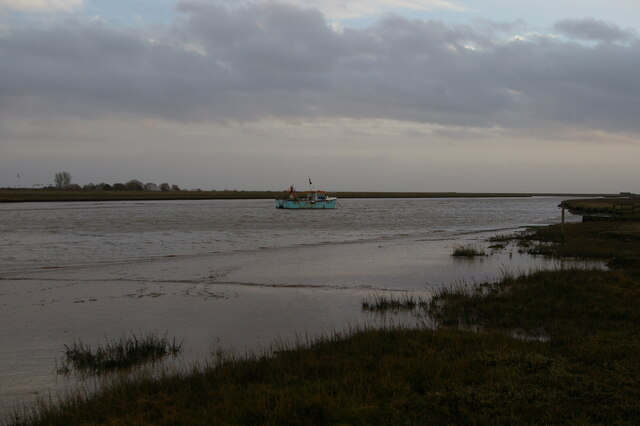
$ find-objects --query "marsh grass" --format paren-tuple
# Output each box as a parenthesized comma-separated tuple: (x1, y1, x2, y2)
(451, 244, 486, 257)
(429, 268, 619, 333)
(516, 222, 640, 267)
(361, 292, 428, 312)
(57, 332, 182, 375)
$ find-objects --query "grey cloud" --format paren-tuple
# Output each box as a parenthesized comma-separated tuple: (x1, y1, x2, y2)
(176, 1, 343, 93)
(554, 18, 634, 43)
(1, 3, 640, 134)
(0, 23, 224, 120)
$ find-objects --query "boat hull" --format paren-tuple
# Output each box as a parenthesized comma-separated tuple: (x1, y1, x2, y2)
(275, 199, 337, 209)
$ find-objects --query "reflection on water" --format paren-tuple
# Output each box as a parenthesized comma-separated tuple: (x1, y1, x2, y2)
(0, 197, 589, 414)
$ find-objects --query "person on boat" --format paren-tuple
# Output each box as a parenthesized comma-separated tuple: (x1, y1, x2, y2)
(287, 185, 298, 200)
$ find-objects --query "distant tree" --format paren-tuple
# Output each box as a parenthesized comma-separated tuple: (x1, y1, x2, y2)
(83, 183, 97, 190)
(125, 180, 144, 191)
(144, 182, 158, 191)
(54, 172, 72, 189)
(171, 184, 181, 191)
(112, 183, 126, 191)
(67, 184, 82, 190)
(159, 183, 171, 191)
(97, 182, 112, 190)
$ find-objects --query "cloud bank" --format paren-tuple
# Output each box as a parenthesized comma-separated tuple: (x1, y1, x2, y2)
(1, 2, 639, 136)
(275, 0, 466, 19)
(0, 0, 82, 13)
(554, 18, 634, 43)
(178, 0, 466, 20)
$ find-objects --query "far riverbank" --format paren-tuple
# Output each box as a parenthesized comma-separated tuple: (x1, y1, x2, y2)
(0, 188, 610, 203)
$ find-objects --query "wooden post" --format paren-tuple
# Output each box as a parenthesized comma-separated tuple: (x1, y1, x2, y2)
(561, 207, 565, 244)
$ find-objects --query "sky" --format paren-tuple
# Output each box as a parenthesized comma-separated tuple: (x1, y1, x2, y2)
(1, 0, 639, 192)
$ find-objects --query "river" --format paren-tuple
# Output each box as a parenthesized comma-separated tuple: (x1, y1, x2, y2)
(0, 197, 584, 415)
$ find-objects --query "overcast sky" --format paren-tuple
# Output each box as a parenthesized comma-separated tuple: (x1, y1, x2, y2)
(1, 0, 639, 192)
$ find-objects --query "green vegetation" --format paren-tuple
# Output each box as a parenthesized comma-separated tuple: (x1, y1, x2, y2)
(57, 332, 182, 375)
(361, 292, 428, 312)
(8, 220, 640, 425)
(451, 244, 486, 257)
(15, 327, 625, 426)
(520, 222, 640, 267)
(430, 268, 626, 334)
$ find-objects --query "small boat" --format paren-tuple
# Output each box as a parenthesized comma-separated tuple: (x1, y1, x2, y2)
(276, 184, 337, 209)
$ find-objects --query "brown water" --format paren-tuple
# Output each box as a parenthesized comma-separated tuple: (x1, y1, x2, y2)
(0, 197, 588, 415)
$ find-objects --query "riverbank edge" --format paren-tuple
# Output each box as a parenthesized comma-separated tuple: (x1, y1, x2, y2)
(7, 220, 640, 424)
(561, 197, 640, 220)
(0, 189, 610, 203)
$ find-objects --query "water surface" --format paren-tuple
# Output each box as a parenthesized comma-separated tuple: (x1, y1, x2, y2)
(0, 197, 584, 414)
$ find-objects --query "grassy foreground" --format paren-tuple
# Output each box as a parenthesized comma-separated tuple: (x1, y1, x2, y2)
(9, 222, 640, 425)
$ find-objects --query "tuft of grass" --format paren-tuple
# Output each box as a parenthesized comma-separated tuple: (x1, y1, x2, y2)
(57, 331, 182, 375)
(451, 244, 486, 257)
(488, 233, 515, 242)
(361, 292, 428, 312)
(488, 243, 506, 250)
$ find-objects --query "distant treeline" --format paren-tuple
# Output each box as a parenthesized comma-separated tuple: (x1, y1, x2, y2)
(75, 180, 183, 192)
(51, 178, 185, 192)
(46, 172, 188, 192)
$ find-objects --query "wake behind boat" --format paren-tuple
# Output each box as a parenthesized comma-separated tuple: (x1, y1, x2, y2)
(276, 183, 337, 209)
